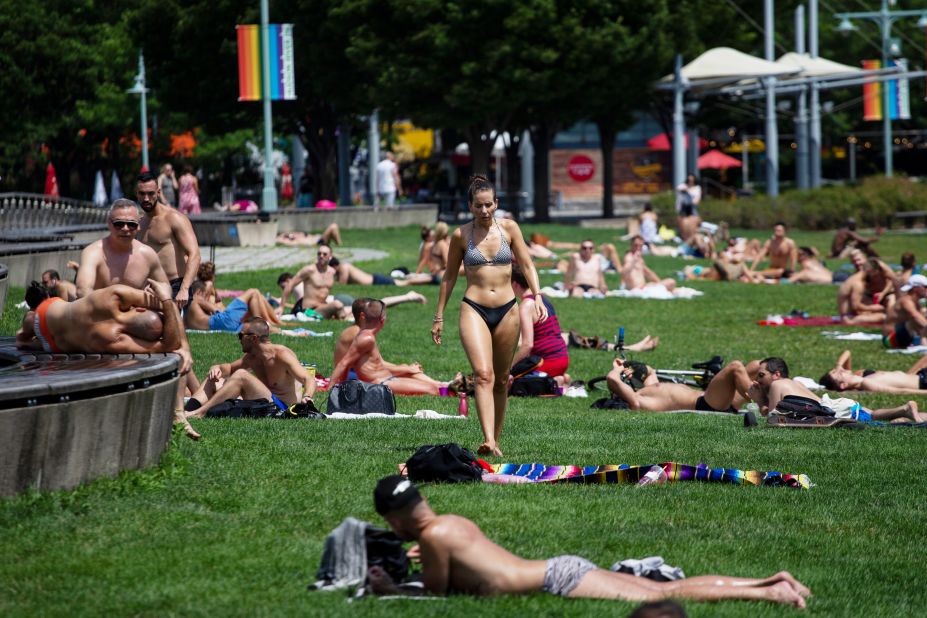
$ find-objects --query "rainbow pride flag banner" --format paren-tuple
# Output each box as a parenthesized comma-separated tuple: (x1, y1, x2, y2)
(487, 462, 812, 489)
(237, 24, 296, 101)
(862, 59, 910, 122)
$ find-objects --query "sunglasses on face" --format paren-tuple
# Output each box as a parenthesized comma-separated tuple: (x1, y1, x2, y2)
(111, 219, 139, 230)
(238, 332, 254, 340)
(581, 245, 594, 250)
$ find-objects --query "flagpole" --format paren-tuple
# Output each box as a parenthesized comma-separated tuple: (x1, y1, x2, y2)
(260, 0, 278, 211)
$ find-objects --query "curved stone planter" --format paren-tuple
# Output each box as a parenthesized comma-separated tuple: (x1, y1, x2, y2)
(0, 339, 180, 498)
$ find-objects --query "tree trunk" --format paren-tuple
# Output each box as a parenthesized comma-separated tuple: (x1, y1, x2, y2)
(530, 122, 555, 223)
(596, 119, 617, 219)
(462, 126, 495, 177)
(299, 102, 339, 201)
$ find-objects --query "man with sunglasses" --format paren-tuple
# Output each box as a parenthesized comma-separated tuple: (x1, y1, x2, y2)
(184, 317, 316, 419)
(135, 171, 202, 310)
(75, 199, 168, 298)
(277, 244, 350, 320)
(564, 239, 608, 298)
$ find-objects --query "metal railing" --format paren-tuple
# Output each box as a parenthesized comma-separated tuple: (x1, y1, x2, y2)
(0, 193, 105, 231)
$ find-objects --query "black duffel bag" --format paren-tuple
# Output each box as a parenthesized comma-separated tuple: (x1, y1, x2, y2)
(405, 443, 484, 483)
(326, 379, 396, 415)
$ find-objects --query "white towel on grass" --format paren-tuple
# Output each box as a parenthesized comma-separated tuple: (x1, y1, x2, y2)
(606, 286, 703, 300)
(821, 331, 882, 341)
(325, 410, 464, 420)
(886, 345, 927, 355)
(186, 328, 332, 337)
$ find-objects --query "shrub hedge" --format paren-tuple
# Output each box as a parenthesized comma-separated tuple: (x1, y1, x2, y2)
(650, 176, 927, 230)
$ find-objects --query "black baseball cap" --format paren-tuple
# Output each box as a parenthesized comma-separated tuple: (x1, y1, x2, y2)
(374, 475, 422, 515)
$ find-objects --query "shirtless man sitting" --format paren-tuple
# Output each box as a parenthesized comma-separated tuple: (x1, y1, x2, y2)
(136, 171, 201, 309)
(185, 317, 316, 419)
(830, 218, 880, 258)
(277, 244, 350, 320)
(750, 223, 797, 279)
(565, 239, 607, 297)
(621, 236, 675, 292)
(41, 269, 77, 301)
(837, 251, 895, 325)
(184, 280, 281, 332)
(75, 199, 169, 297)
(606, 358, 751, 413)
(329, 299, 443, 395)
(881, 274, 926, 349)
(367, 475, 811, 607)
(748, 357, 919, 422)
(819, 349, 927, 400)
(787, 247, 834, 285)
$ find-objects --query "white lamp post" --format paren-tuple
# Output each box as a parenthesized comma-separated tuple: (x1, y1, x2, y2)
(127, 51, 149, 171)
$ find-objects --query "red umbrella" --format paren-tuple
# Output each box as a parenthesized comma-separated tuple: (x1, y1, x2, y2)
(44, 162, 59, 197)
(697, 149, 743, 170)
(646, 133, 708, 151)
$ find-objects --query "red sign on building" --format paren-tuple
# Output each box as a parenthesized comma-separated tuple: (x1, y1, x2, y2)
(567, 154, 596, 182)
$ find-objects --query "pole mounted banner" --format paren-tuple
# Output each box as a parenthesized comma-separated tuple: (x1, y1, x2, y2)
(237, 24, 296, 101)
(862, 59, 909, 121)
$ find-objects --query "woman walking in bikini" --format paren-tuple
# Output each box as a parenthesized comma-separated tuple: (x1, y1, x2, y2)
(432, 175, 547, 457)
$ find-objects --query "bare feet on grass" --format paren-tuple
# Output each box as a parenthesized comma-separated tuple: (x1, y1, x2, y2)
(627, 335, 660, 352)
(903, 401, 923, 423)
(761, 571, 812, 599)
(766, 581, 807, 609)
(477, 442, 503, 457)
(173, 410, 201, 441)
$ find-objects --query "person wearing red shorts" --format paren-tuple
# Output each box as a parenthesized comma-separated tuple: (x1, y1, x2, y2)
(510, 264, 570, 387)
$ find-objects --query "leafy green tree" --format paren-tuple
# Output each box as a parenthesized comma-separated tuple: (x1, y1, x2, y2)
(0, 1, 136, 195)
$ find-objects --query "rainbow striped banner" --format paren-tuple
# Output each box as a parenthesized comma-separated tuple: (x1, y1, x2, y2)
(237, 24, 296, 101)
(862, 59, 909, 121)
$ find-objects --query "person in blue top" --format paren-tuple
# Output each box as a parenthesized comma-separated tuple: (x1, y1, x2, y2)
(431, 175, 547, 457)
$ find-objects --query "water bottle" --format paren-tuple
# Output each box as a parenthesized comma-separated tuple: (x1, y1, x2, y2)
(457, 393, 468, 417)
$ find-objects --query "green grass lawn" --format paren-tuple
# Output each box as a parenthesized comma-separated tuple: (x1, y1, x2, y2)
(1, 224, 925, 617)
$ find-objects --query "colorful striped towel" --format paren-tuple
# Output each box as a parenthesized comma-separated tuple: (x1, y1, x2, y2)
(487, 462, 812, 489)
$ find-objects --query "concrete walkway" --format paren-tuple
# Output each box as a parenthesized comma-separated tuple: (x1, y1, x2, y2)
(208, 246, 388, 273)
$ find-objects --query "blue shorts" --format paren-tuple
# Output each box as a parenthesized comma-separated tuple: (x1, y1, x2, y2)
(347, 368, 359, 381)
(372, 273, 395, 285)
(208, 297, 248, 332)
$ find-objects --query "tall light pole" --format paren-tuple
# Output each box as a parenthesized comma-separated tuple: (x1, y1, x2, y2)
(127, 51, 149, 171)
(835, 1, 927, 178)
(260, 0, 278, 211)
(795, 4, 810, 190)
(809, 0, 822, 187)
(764, 0, 779, 197)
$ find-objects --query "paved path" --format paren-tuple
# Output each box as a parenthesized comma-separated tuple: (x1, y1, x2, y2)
(207, 246, 388, 273)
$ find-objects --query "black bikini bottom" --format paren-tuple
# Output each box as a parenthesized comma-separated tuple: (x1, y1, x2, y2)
(462, 297, 517, 332)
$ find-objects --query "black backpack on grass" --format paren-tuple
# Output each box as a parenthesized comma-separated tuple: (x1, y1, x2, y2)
(405, 443, 484, 483)
(510, 375, 561, 397)
(774, 395, 834, 420)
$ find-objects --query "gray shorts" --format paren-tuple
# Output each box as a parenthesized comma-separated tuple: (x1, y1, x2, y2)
(542, 555, 597, 597)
